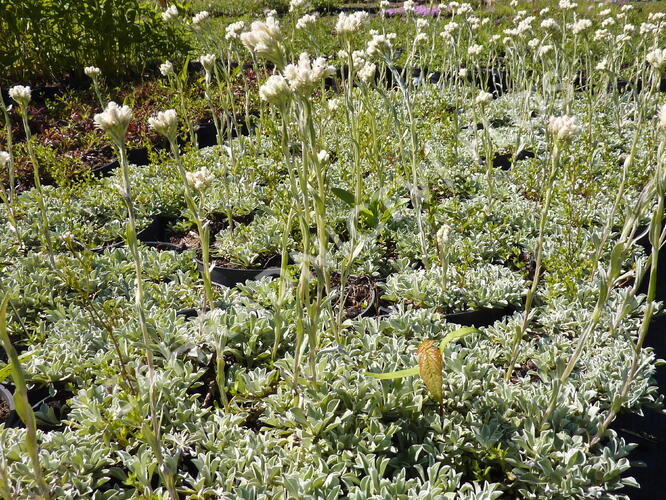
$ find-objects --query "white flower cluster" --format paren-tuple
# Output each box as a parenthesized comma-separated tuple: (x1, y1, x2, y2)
(548, 115, 578, 142)
(225, 21, 245, 40)
(468, 44, 483, 57)
(559, 0, 577, 10)
(94, 102, 132, 145)
(600, 17, 614, 28)
(84, 66, 101, 79)
(475, 91, 493, 107)
(335, 11, 369, 35)
(327, 98, 341, 111)
(0, 151, 10, 167)
(317, 150, 329, 163)
(366, 32, 396, 58)
(647, 48, 666, 71)
(404, 0, 415, 14)
(505, 16, 535, 37)
(357, 61, 376, 83)
(200, 54, 216, 84)
(148, 109, 178, 141)
(541, 18, 560, 31)
(284, 53, 335, 96)
(241, 16, 284, 66)
(160, 60, 174, 76)
(259, 75, 292, 108)
(593, 29, 610, 42)
(289, 0, 309, 12)
(436, 224, 451, 248)
(379, 0, 390, 16)
(571, 19, 592, 35)
(296, 14, 317, 30)
(449, 2, 473, 16)
(640, 23, 659, 35)
(8, 85, 31, 108)
(186, 167, 214, 192)
(538, 44, 554, 57)
(162, 5, 178, 22)
(192, 11, 209, 28)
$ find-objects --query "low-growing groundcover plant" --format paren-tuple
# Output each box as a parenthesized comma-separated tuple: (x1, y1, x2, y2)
(1, 0, 666, 498)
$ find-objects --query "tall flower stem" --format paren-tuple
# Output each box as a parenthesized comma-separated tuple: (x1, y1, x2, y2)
(116, 143, 178, 500)
(590, 139, 666, 446)
(167, 139, 215, 309)
(18, 107, 55, 268)
(0, 296, 50, 499)
(504, 143, 561, 381)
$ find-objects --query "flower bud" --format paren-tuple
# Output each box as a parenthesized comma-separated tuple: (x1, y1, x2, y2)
(148, 109, 178, 142)
(9, 85, 31, 109)
(94, 101, 132, 146)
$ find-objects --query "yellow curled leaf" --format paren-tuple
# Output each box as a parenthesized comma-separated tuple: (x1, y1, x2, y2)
(417, 340, 443, 404)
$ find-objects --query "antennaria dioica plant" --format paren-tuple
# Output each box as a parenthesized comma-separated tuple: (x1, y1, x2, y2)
(9, 86, 55, 268)
(505, 114, 578, 381)
(0, 89, 23, 250)
(94, 102, 178, 499)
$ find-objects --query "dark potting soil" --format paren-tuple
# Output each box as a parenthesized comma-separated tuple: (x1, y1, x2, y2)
(331, 274, 375, 319)
(0, 397, 10, 424)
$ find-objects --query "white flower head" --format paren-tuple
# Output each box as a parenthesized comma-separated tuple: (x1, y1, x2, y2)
(160, 60, 175, 77)
(596, 58, 608, 72)
(336, 11, 369, 35)
(571, 19, 592, 35)
(148, 109, 178, 142)
(436, 224, 451, 248)
(548, 115, 578, 142)
(468, 44, 483, 57)
(327, 98, 341, 111)
(475, 91, 493, 107)
(538, 45, 553, 57)
(240, 16, 285, 67)
(84, 66, 101, 79)
(458, 67, 469, 78)
(366, 32, 396, 58)
(647, 48, 666, 71)
(0, 151, 10, 167)
(283, 53, 335, 96)
(162, 5, 178, 22)
(199, 53, 216, 84)
(186, 167, 214, 192)
(358, 62, 376, 84)
(94, 101, 132, 145)
(259, 74, 292, 107)
(559, 0, 577, 10)
(9, 85, 31, 109)
(317, 150, 330, 163)
(192, 11, 210, 28)
(296, 14, 317, 30)
(225, 21, 245, 40)
(404, 0, 415, 14)
(289, 0, 309, 12)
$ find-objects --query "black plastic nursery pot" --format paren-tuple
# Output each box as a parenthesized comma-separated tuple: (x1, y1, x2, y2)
(197, 258, 282, 288)
(92, 215, 177, 253)
(91, 146, 150, 178)
(0, 384, 18, 428)
(377, 304, 516, 327)
(480, 150, 536, 170)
